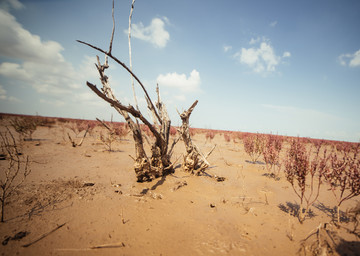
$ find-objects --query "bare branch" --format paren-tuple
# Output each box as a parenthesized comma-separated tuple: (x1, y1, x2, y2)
(109, 0, 115, 55)
(96, 118, 111, 131)
(128, 0, 139, 110)
(77, 40, 161, 123)
(22, 223, 66, 248)
(87, 81, 163, 144)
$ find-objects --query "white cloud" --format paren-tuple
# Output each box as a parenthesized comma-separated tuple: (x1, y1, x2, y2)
(0, 62, 31, 80)
(0, 0, 24, 11)
(339, 49, 360, 67)
(0, 9, 64, 63)
(130, 17, 170, 48)
(269, 21, 278, 27)
(156, 69, 201, 92)
(283, 51, 291, 58)
(249, 37, 261, 45)
(234, 38, 290, 74)
(0, 84, 20, 102)
(223, 45, 232, 52)
(0, 9, 101, 105)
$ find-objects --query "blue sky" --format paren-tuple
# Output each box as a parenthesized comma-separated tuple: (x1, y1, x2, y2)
(0, 0, 359, 142)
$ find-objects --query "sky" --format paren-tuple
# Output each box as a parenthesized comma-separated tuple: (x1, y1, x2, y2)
(0, 0, 359, 142)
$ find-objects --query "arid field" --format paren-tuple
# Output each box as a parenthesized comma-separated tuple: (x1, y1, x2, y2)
(0, 114, 359, 256)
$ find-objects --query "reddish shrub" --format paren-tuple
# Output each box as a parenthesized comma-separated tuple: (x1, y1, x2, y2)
(224, 133, 231, 143)
(170, 126, 177, 136)
(243, 133, 265, 163)
(324, 148, 360, 223)
(284, 138, 328, 223)
(263, 134, 283, 178)
(205, 131, 215, 141)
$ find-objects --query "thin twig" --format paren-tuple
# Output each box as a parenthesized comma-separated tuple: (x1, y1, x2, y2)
(22, 223, 66, 248)
(128, 0, 138, 110)
(205, 144, 217, 159)
(96, 118, 112, 131)
(87, 81, 163, 144)
(90, 242, 125, 249)
(77, 40, 161, 124)
(109, 0, 115, 55)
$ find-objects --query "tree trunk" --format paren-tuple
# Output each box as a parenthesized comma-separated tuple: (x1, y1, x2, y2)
(78, 2, 178, 182)
(179, 101, 211, 175)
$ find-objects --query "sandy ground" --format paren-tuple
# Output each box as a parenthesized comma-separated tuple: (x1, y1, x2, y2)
(0, 117, 359, 255)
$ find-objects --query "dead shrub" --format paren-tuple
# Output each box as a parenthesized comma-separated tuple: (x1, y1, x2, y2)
(9, 117, 38, 141)
(0, 129, 31, 222)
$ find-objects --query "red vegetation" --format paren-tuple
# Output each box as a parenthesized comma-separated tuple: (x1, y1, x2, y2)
(243, 133, 265, 163)
(284, 138, 328, 223)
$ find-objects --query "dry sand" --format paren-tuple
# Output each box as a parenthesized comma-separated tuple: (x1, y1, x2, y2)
(0, 117, 359, 255)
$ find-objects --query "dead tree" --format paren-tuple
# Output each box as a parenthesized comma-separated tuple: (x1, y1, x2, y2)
(178, 101, 215, 175)
(77, 1, 175, 182)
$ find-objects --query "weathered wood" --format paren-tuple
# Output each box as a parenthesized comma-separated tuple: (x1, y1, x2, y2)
(179, 101, 214, 175)
(78, 1, 179, 182)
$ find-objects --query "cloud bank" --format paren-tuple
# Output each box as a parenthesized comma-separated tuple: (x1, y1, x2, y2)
(0, 8, 100, 107)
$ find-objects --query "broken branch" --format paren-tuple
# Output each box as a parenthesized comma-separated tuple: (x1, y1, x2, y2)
(22, 223, 66, 248)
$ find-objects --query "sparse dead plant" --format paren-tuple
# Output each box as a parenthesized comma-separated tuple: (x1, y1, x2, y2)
(284, 138, 328, 223)
(298, 223, 339, 256)
(78, 1, 181, 181)
(66, 120, 92, 147)
(96, 118, 128, 151)
(0, 128, 31, 222)
(9, 117, 38, 141)
(347, 201, 360, 236)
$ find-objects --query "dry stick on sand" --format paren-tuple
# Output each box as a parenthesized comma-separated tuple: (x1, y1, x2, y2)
(90, 242, 125, 249)
(22, 223, 66, 248)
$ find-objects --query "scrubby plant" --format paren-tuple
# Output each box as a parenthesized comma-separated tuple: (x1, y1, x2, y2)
(97, 118, 128, 151)
(243, 133, 265, 163)
(263, 134, 283, 178)
(66, 120, 93, 147)
(324, 145, 360, 224)
(284, 138, 328, 223)
(205, 130, 215, 141)
(0, 129, 31, 222)
(10, 117, 38, 141)
(224, 133, 231, 143)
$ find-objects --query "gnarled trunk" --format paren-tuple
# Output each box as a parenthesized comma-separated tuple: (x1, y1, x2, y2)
(179, 101, 214, 175)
